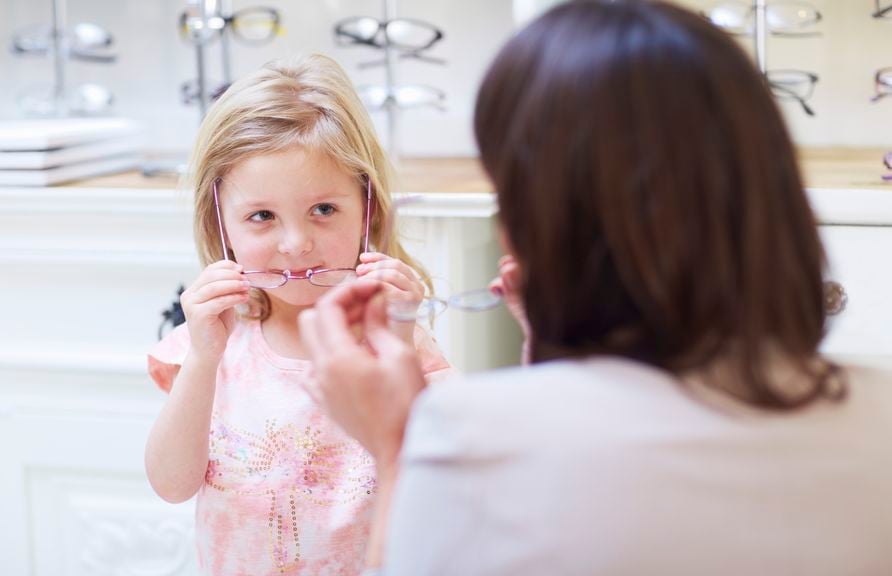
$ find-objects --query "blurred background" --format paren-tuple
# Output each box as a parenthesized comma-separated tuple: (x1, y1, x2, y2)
(3, 2, 892, 574)
(1, 0, 891, 155)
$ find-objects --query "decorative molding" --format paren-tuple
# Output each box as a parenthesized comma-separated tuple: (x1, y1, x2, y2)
(807, 187, 892, 226)
(27, 469, 198, 576)
(79, 517, 193, 576)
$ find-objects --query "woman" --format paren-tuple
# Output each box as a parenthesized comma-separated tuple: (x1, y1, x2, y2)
(301, 1, 892, 574)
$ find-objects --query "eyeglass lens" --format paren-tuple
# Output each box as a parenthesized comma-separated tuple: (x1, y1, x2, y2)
(707, 1, 821, 35)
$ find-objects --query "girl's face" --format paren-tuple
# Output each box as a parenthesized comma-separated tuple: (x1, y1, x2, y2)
(219, 145, 366, 308)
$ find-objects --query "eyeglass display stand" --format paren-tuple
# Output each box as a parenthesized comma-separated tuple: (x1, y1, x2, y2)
(143, 0, 235, 178)
(753, 0, 768, 74)
(11, 0, 116, 117)
(381, 0, 402, 163)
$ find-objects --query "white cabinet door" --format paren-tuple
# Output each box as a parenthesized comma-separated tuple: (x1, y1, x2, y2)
(0, 368, 198, 576)
(820, 225, 892, 358)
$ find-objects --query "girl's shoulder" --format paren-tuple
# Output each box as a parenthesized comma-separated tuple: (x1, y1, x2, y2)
(146, 319, 257, 393)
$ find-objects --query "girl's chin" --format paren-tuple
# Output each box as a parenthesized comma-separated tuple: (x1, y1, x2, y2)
(265, 283, 331, 308)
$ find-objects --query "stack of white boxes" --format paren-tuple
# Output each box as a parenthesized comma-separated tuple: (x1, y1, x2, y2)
(0, 118, 142, 186)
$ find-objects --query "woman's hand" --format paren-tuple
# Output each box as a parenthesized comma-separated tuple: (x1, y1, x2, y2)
(179, 260, 250, 365)
(356, 252, 425, 345)
(488, 255, 532, 364)
(300, 279, 426, 467)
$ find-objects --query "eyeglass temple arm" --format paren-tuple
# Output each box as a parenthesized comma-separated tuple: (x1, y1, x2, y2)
(213, 179, 231, 261)
(874, 3, 892, 18)
(364, 176, 372, 253)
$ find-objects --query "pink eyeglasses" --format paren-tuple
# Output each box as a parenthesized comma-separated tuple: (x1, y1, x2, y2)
(212, 176, 372, 288)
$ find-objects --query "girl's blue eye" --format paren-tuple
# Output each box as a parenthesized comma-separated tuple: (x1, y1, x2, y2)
(249, 210, 274, 222)
(313, 203, 336, 217)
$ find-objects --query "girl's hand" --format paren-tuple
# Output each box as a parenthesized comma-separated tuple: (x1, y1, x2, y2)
(179, 260, 250, 365)
(488, 255, 533, 364)
(356, 252, 425, 345)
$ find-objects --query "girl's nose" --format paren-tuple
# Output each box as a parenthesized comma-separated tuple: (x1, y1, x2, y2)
(277, 225, 313, 256)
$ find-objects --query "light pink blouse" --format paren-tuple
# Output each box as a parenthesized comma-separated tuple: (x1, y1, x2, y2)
(148, 319, 452, 576)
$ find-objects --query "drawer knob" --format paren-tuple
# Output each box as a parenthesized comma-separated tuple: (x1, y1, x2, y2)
(823, 280, 848, 316)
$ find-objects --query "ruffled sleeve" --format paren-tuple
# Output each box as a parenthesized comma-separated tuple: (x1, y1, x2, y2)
(147, 323, 192, 393)
(413, 324, 457, 383)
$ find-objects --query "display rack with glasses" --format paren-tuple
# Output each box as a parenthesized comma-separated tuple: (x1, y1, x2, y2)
(8, 0, 117, 116)
(869, 1, 892, 180)
(333, 0, 447, 160)
(177, 0, 282, 120)
(706, 0, 822, 116)
(141, 0, 281, 178)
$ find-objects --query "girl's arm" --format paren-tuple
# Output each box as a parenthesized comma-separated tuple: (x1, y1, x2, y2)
(144, 260, 249, 503)
(145, 353, 219, 502)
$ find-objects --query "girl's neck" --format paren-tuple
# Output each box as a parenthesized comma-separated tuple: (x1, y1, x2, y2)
(260, 298, 313, 360)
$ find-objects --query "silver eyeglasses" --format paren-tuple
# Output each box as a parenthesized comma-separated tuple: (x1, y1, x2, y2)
(212, 176, 372, 289)
(381, 195, 502, 322)
(387, 288, 502, 322)
(357, 84, 446, 112)
(705, 1, 822, 37)
(179, 7, 281, 45)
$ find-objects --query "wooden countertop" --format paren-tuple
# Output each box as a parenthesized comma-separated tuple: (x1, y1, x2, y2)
(798, 148, 892, 190)
(59, 148, 892, 193)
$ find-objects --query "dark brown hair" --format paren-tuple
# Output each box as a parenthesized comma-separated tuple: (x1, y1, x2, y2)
(474, 0, 841, 409)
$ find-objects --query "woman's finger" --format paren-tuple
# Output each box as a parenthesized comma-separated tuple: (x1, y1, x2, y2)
(312, 280, 383, 352)
(363, 292, 413, 360)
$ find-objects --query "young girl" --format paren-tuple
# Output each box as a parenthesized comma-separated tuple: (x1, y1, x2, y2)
(144, 54, 452, 576)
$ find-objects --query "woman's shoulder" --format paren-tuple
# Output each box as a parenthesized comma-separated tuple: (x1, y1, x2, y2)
(404, 357, 672, 457)
(417, 356, 674, 413)
(406, 356, 892, 459)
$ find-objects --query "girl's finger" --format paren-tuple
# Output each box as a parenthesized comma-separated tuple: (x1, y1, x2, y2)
(188, 279, 250, 305)
(356, 257, 419, 282)
(199, 292, 251, 317)
(358, 251, 390, 263)
(358, 268, 421, 297)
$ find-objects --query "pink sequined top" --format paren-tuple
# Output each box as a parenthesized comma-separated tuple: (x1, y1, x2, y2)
(148, 318, 452, 576)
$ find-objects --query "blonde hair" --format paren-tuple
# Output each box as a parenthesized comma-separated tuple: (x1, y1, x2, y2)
(188, 53, 428, 320)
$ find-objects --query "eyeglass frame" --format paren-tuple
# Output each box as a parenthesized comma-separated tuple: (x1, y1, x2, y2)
(381, 195, 503, 322)
(871, 67, 892, 103)
(766, 69, 818, 116)
(873, 0, 892, 19)
(357, 83, 447, 111)
(333, 16, 444, 52)
(212, 175, 372, 288)
(179, 6, 281, 46)
(706, 1, 823, 37)
(181, 79, 231, 105)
